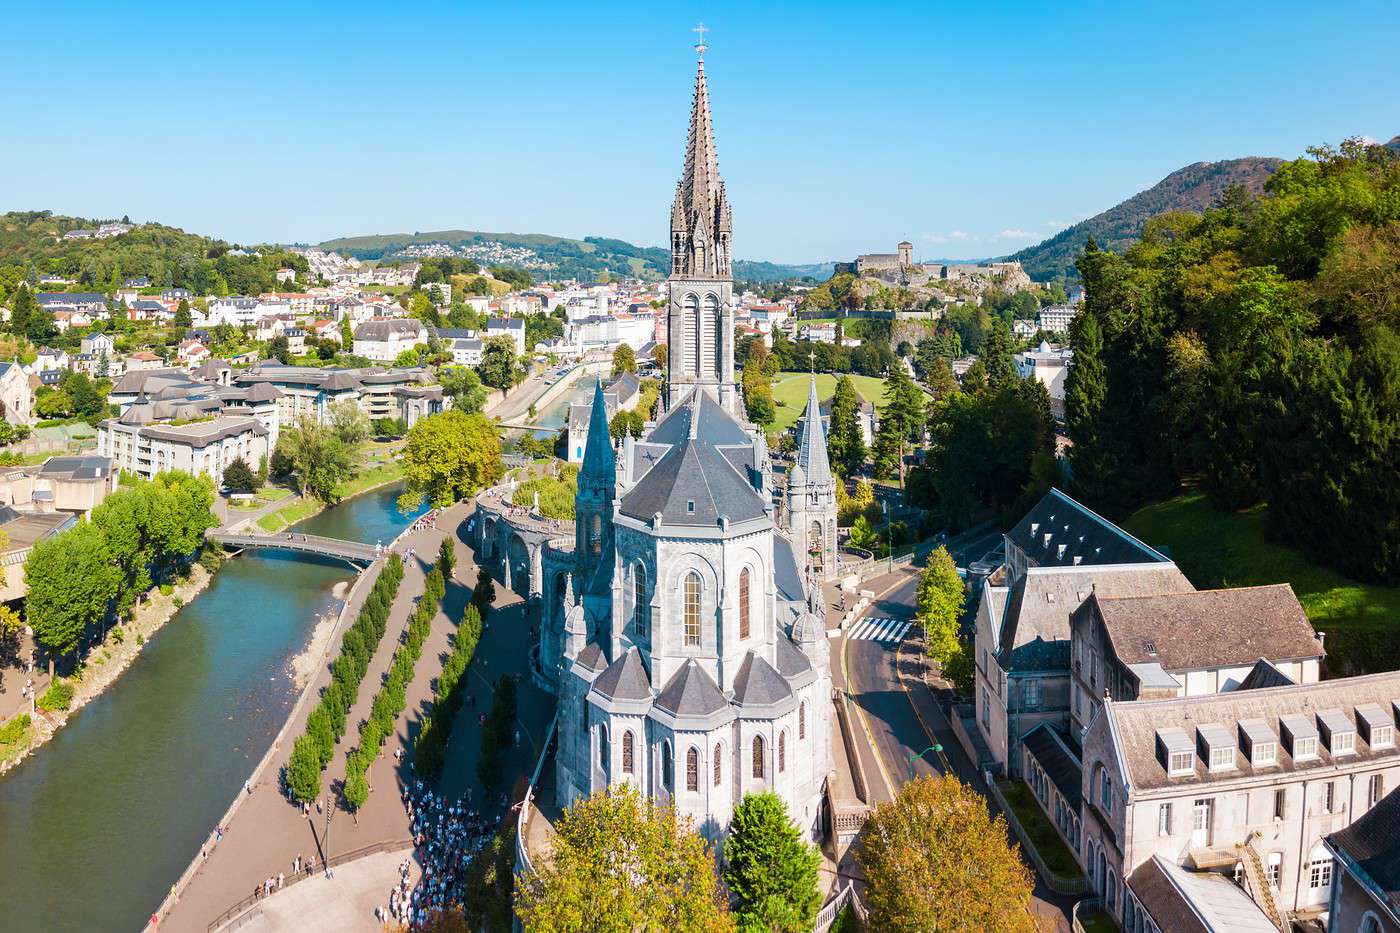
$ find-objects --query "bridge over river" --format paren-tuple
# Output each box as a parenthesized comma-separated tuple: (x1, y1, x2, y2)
(206, 530, 385, 565)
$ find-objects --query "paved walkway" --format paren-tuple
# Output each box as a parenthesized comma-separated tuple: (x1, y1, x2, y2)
(237, 847, 418, 933)
(161, 499, 555, 932)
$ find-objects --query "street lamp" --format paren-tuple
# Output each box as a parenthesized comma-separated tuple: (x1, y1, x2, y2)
(908, 744, 943, 778)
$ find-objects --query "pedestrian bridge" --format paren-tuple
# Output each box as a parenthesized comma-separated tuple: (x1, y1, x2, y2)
(206, 530, 384, 565)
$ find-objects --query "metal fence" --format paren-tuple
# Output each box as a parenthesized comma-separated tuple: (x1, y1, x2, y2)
(813, 881, 868, 933)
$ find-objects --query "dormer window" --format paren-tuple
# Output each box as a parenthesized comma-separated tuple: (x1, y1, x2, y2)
(1157, 728, 1195, 776)
(686, 499, 695, 515)
(1197, 724, 1235, 772)
(1239, 719, 1278, 767)
(1282, 714, 1320, 761)
(1318, 709, 1357, 756)
(1356, 703, 1394, 749)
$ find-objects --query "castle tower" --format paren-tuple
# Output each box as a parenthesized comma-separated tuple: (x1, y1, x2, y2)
(786, 374, 839, 580)
(666, 43, 736, 413)
(575, 379, 616, 639)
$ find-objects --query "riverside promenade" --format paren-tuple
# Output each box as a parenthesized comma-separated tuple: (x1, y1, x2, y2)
(158, 501, 555, 932)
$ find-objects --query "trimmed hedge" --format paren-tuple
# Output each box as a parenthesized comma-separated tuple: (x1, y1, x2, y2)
(414, 602, 485, 779)
(284, 554, 405, 804)
(343, 566, 446, 809)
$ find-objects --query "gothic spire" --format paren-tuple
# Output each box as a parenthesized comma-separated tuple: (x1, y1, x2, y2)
(794, 373, 834, 487)
(671, 48, 731, 278)
(580, 378, 615, 483)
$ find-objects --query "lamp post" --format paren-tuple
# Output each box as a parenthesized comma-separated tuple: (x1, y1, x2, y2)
(908, 744, 943, 778)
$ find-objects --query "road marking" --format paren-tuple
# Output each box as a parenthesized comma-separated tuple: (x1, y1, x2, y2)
(847, 617, 912, 644)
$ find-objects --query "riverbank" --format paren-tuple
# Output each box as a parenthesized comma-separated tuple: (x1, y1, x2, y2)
(251, 461, 405, 534)
(0, 563, 216, 778)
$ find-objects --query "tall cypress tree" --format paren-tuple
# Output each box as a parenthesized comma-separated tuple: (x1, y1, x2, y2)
(1064, 306, 1107, 497)
(724, 791, 821, 933)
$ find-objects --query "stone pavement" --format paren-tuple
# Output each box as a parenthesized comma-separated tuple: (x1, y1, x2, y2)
(159, 500, 555, 933)
(237, 847, 418, 933)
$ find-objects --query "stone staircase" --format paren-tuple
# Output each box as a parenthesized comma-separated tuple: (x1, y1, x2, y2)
(1236, 833, 1287, 932)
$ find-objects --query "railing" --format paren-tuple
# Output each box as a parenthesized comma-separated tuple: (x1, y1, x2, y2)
(207, 530, 381, 563)
(1071, 897, 1105, 933)
(207, 837, 414, 932)
(813, 881, 868, 933)
(983, 771, 1089, 896)
(516, 712, 560, 879)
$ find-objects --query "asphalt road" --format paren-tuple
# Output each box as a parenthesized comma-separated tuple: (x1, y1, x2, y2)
(839, 525, 1077, 930)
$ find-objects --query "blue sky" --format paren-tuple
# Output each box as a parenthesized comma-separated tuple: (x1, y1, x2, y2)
(2, 1, 1397, 264)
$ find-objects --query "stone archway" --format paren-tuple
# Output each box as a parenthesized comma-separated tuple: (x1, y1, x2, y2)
(508, 534, 530, 597)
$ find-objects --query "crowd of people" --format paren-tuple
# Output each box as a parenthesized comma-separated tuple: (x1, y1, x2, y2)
(376, 779, 500, 928)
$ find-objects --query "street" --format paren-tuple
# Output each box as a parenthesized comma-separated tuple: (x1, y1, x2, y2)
(838, 526, 1076, 931)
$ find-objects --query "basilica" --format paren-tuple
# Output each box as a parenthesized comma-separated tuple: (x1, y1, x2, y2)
(538, 49, 838, 842)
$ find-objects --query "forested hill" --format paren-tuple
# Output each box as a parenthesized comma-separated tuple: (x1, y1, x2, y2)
(317, 229, 828, 283)
(1010, 157, 1283, 281)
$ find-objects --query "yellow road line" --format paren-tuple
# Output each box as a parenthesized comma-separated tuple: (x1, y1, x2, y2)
(841, 569, 916, 800)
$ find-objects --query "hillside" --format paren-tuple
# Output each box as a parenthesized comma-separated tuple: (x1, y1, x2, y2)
(1009, 157, 1284, 281)
(317, 228, 826, 283)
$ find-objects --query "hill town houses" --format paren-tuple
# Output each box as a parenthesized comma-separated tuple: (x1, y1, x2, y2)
(969, 487, 1400, 932)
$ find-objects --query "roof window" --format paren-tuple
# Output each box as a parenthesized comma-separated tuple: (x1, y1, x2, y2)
(1156, 728, 1194, 776)
(1318, 708, 1357, 756)
(1239, 719, 1278, 767)
(1282, 714, 1320, 761)
(686, 499, 695, 515)
(1356, 703, 1394, 748)
(1197, 723, 1236, 772)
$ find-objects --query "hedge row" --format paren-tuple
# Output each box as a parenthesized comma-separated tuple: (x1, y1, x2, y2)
(342, 565, 447, 810)
(283, 554, 405, 804)
(413, 601, 486, 779)
(0, 713, 32, 746)
(476, 673, 518, 791)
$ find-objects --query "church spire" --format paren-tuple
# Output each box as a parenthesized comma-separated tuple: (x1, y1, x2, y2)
(670, 34, 731, 279)
(794, 373, 834, 487)
(580, 378, 615, 483)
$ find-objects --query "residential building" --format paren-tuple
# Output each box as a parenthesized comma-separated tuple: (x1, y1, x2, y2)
(126, 351, 165, 371)
(0, 362, 33, 425)
(99, 413, 271, 486)
(36, 291, 107, 315)
(1039, 304, 1077, 334)
(353, 319, 425, 362)
(0, 455, 115, 516)
(232, 364, 442, 429)
(81, 332, 116, 357)
(1015, 341, 1073, 419)
(486, 316, 527, 356)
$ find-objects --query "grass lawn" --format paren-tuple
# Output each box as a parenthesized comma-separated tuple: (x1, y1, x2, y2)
(998, 780, 1085, 881)
(1077, 912, 1121, 933)
(253, 461, 403, 533)
(769, 371, 923, 434)
(1123, 490, 1400, 673)
(0, 721, 36, 769)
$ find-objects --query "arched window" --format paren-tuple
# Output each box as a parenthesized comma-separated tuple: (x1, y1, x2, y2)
(683, 293, 700, 377)
(739, 567, 751, 640)
(752, 735, 765, 780)
(686, 747, 699, 791)
(630, 563, 648, 638)
(589, 514, 602, 556)
(683, 572, 701, 646)
(598, 723, 609, 770)
(1361, 913, 1383, 933)
(622, 731, 634, 775)
(799, 702, 806, 740)
(810, 520, 824, 575)
(704, 293, 721, 378)
(779, 731, 787, 773)
(662, 740, 673, 789)
(714, 742, 723, 786)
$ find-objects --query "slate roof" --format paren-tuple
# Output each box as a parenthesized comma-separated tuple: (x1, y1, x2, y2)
(1085, 584, 1324, 675)
(37, 455, 111, 481)
(1021, 723, 1083, 809)
(792, 374, 833, 487)
(653, 659, 729, 718)
(618, 438, 766, 526)
(998, 563, 1194, 670)
(590, 647, 652, 701)
(1328, 786, 1400, 918)
(1103, 669, 1400, 791)
(732, 651, 794, 708)
(1239, 658, 1296, 691)
(138, 416, 268, 445)
(773, 633, 814, 678)
(773, 533, 805, 603)
(575, 642, 607, 673)
(1007, 488, 1170, 568)
(1128, 856, 1279, 933)
(647, 388, 751, 447)
(354, 319, 423, 340)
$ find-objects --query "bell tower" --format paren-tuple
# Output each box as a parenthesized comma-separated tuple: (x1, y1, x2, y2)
(666, 31, 736, 413)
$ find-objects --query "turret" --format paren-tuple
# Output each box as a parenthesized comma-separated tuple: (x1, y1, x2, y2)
(576, 379, 615, 585)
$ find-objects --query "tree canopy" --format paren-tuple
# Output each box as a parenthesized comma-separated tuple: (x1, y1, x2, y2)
(514, 784, 733, 932)
(723, 791, 821, 933)
(858, 774, 1035, 933)
(398, 410, 503, 511)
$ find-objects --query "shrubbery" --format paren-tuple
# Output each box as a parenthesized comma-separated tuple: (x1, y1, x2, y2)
(415, 603, 485, 779)
(0, 713, 32, 745)
(342, 566, 447, 809)
(284, 555, 405, 804)
(37, 680, 74, 712)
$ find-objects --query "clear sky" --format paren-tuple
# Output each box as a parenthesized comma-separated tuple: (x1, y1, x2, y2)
(3, 1, 1397, 264)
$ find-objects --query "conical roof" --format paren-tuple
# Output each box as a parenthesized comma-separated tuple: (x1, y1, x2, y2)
(793, 374, 833, 487)
(671, 55, 731, 277)
(580, 378, 615, 482)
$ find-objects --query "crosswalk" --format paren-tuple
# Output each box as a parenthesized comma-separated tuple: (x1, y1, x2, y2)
(846, 616, 914, 644)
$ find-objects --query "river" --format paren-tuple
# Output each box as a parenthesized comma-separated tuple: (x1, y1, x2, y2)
(0, 483, 425, 933)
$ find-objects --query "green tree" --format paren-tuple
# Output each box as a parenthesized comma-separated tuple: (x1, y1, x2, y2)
(514, 785, 733, 932)
(440, 366, 489, 413)
(981, 319, 1018, 390)
(916, 547, 964, 668)
(223, 456, 258, 494)
(341, 316, 355, 349)
(284, 734, 323, 804)
(612, 342, 637, 376)
(24, 520, 116, 674)
(278, 416, 356, 503)
(328, 397, 370, 447)
(826, 375, 866, 476)
(724, 792, 821, 933)
(478, 336, 520, 391)
(859, 774, 1034, 933)
(398, 410, 503, 511)
(174, 299, 193, 330)
(9, 283, 37, 336)
(268, 334, 292, 364)
(1062, 300, 1108, 503)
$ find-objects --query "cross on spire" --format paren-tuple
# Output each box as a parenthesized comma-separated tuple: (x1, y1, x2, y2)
(693, 21, 709, 58)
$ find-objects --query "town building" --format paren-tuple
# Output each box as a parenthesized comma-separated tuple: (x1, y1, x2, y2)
(486, 317, 527, 357)
(0, 455, 116, 516)
(565, 372, 643, 464)
(0, 362, 33, 426)
(353, 319, 425, 362)
(99, 412, 270, 486)
(1015, 341, 1073, 419)
(1326, 786, 1400, 933)
(1039, 304, 1076, 334)
(535, 50, 833, 846)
